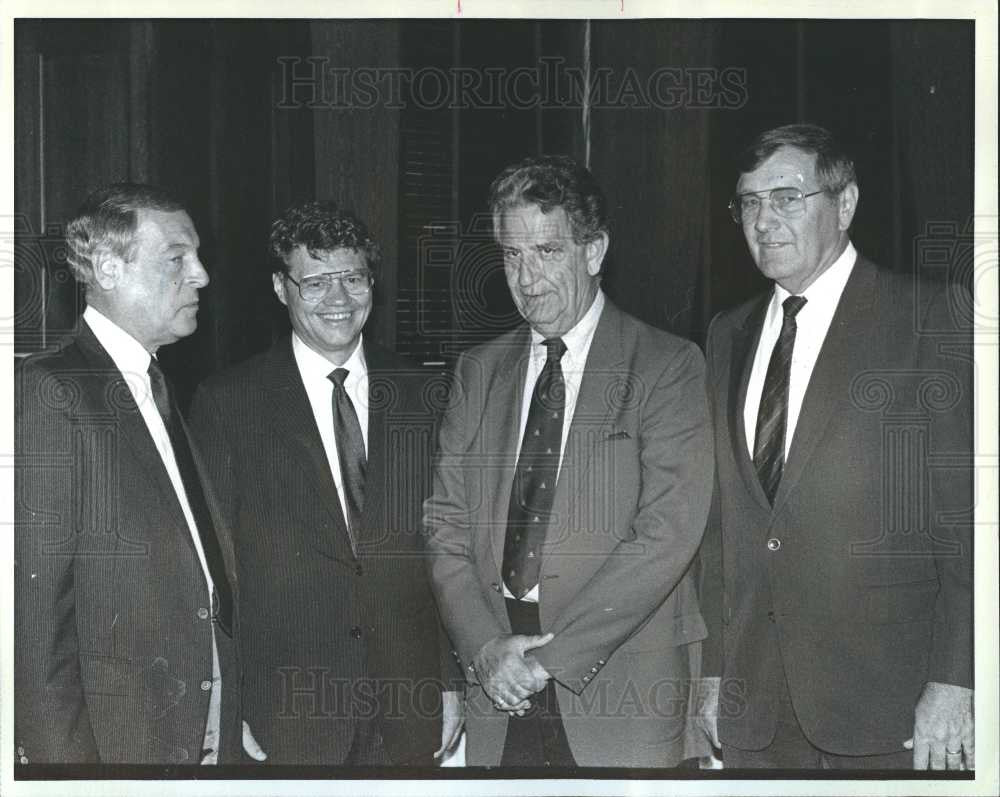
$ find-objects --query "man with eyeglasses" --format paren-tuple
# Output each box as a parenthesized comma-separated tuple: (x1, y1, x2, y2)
(189, 201, 462, 766)
(696, 124, 973, 770)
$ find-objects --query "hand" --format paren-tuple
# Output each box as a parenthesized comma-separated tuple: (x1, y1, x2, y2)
(692, 676, 721, 750)
(904, 682, 974, 770)
(434, 690, 465, 760)
(242, 720, 267, 761)
(473, 633, 553, 713)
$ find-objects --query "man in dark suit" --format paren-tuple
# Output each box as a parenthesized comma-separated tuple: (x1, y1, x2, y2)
(15, 183, 250, 764)
(425, 155, 714, 767)
(188, 201, 462, 766)
(697, 124, 974, 769)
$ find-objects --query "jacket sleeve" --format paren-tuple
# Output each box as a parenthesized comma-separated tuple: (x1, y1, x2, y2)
(922, 283, 974, 689)
(14, 360, 100, 763)
(423, 352, 507, 679)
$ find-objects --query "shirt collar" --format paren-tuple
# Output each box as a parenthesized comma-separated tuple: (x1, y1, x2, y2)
(529, 289, 606, 361)
(83, 305, 152, 377)
(291, 332, 367, 384)
(772, 240, 857, 313)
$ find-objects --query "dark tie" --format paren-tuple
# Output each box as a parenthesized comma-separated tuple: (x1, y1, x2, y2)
(502, 337, 567, 599)
(147, 358, 233, 636)
(328, 368, 367, 539)
(753, 295, 808, 504)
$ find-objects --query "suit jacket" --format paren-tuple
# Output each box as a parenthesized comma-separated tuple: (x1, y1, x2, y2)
(700, 255, 974, 755)
(425, 299, 714, 767)
(14, 321, 241, 765)
(188, 337, 453, 766)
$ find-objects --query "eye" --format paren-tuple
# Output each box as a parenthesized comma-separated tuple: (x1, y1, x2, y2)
(501, 247, 520, 260)
(742, 196, 761, 212)
(342, 273, 365, 288)
(301, 276, 328, 291)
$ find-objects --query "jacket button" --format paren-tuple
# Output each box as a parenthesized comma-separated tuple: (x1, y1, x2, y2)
(766, 538, 781, 551)
(350, 626, 363, 639)
(767, 610, 776, 622)
(197, 607, 210, 620)
(355, 565, 364, 576)
(200, 679, 212, 691)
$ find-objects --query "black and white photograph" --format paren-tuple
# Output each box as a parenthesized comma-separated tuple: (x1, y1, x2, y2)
(2, 1, 997, 795)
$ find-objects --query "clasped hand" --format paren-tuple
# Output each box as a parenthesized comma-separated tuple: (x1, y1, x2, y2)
(473, 633, 553, 715)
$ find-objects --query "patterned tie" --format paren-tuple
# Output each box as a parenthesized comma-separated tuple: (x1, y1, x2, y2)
(328, 368, 367, 540)
(502, 337, 567, 599)
(753, 295, 807, 504)
(147, 358, 233, 635)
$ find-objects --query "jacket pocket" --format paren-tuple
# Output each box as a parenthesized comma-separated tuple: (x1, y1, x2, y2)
(863, 579, 939, 625)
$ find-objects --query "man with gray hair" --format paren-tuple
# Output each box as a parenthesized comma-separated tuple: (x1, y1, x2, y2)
(697, 124, 974, 769)
(15, 183, 252, 765)
(426, 155, 714, 767)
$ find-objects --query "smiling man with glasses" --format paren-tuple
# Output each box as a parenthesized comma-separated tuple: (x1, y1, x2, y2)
(696, 124, 974, 770)
(188, 201, 462, 766)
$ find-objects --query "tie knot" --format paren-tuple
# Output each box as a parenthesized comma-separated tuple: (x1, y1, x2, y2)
(147, 357, 164, 382)
(328, 367, 349, 390)
(782, 295, 807, 319)
(543, 337, 567, 363)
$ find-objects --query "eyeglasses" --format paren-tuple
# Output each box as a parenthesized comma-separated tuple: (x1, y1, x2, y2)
(284, 270, 374, 301)
(728, 188, 826, 224)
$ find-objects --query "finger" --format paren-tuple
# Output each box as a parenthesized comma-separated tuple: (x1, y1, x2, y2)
(945, 750, 963, 771)
(962, 727, 975, 770)
(912, 739, 930, 770)
(518, 632, 554, 653)
(902, 737, 913, 750)
(928, 742, 946, 771)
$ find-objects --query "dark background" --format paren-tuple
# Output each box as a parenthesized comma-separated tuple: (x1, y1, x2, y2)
(13, 19, 974, 406)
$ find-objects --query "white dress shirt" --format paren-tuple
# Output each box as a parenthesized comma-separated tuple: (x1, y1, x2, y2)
(504, 290, 607, 603)
(292, 332, 369, 537)
(744, 242, 857, 458)
(83, 305, 222, 763)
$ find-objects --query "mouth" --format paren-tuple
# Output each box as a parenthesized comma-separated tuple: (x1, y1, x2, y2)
(757, 241, 789, 249)
(316, 311, 354, 322)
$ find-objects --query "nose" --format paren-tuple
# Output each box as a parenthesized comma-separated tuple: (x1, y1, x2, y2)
(188, 256, 210, 288)
(516, 252, 541, 287)
(753, 197, 780, 232)
(319, 276, 351, 304)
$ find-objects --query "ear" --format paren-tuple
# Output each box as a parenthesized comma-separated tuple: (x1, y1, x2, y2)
(91, 249, 125, 291)
(272, 272, 290, 306)
(837, 183, 859, 231)
(585, 232, 609, 276)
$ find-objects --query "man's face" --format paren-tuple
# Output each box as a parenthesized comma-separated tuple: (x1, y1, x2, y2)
(497, 203, 607, 338)
(272, 246, 372, 366)
(737, 146, 857, 294)
(111, 209, 207, 352)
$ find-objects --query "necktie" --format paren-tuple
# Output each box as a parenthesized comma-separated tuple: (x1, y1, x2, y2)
(147, 358, 233, 635)
(328, 368, 367, 540)
(753, 295, 807, 504)
(502, 337, 567, 599)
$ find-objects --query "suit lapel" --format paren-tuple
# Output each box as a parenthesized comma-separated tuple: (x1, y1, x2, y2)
(729, 295, 773, 511)
(772, 258, 878, 510)
(75, 323, 202, 561)
(358, 340, 389, 549)
(488, 329, 532, 578)
(261, 338, 356, 561)
(538, 301, 626, 587)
